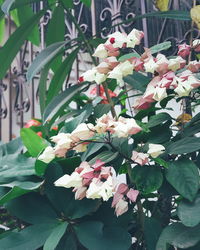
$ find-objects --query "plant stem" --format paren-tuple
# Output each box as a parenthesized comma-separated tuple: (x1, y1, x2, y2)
(137, 199, 145, 232)
(102, 82, 117, 119)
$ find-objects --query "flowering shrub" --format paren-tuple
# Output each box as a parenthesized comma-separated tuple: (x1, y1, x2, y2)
(1, 18, 200, 250)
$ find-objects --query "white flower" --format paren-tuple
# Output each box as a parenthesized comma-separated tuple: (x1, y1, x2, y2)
(144, 57, 158, 73)
(168, 57, 185, 71)
(71, 123, 95, 141)
(95, 114, 115, 134)
(107, 31, 127, 48)
(73, 143, 88, 152)
(93, 44, 108, 58)
(51, 133, 73, 149)
(119, 61, 133, 76)
(81, 68, 97, 82)
(86, 179, 102, 200)
(174, 82, 192, 97)
(147, 143, 165, 158)
(113, 117, 142, 138)
(38, 146, 55, 163)
(94, 72, 107, 84)
(127, 28, 144, 48)
(153, 87, 167, 101)
(54, 172, 82, 188)
(108, 65, 123, 86)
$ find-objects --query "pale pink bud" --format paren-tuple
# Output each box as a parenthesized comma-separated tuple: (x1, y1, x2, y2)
(111, 192, 124, 207)
(178, 43, 191, 58)
(115, 199, 128, 217)
(126, 189, 139, 203)
(131, 151, 149, 166)
(74, 186, 87, 200)
(96, 62, 110, 74)
(117, 183, 129, 194)
(193, 39, 200, 52)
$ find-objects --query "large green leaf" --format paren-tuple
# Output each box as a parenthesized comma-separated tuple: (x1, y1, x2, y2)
(80, 0, 91, 7)
(156, 223, 200, 250)
(6, 192, 58, 224)
(46, 48, 79, 105)
(144, 217, 162, 250)
(0, 222, 59, 250)
(20, 128, 48, 157)
(94, 104, 111, 118)
(81, 142, 104, 161)
(43, 222, 68, 250)
(0, 181, 43, 205)
(167, 137, 200, 154)
(17, 5, 40, 46)
(124, 72, 151, 93)
(0, 154, 35, 181)
(150, 41, 171, 54)
(43, 83, 88, 123)
(178, 194, 200, 227)
(0, 137, 22, 155)
(1, 0, 42, 14)
(26, 41, 68, 82)
(0, 17, 5, 45)
(166, 159, 199, 201)
(75, 221, 132, 250)
(0, 10, 44, 79)
(118, 52, 140, 62)
(147, 112, 172, 128)
(46, 4, 65, 72)
(131, 165, 163, 194)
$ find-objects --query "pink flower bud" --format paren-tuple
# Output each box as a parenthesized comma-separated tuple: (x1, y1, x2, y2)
(126, 189, 139, 202)
(178, 43, 191, 58)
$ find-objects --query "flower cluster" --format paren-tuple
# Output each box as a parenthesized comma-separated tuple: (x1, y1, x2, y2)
(38, 114, 142, 163)
(79, 28, 144, 86)
(54, 160, 116, 201)
(112, 183, 139, 217)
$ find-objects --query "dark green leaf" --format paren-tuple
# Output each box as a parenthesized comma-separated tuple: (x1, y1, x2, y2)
(166, 159, 199, 201)
(150, 41, 171, 54)
(148, 112, 172, 128)
(75, 221, 132, 250)
(44, 222, 68, 250)
(178, 194, 200, 227)
(26, 41, 67, 82)
(6, 192, 58, 224)
(124, 72, 151, 93)
(43, 83, 88, 123)
(0, 222, 58, 250)
(46, 4, 65, 72)
(0, 181, 42, 205)
(144, 217, 162, 250)
(20, 128, 47, 157)
(94, 104, 111, 118)
(131, 165, 163, 194)
(17, 5, 40, 46)
(156, 223, 200, 250)
(167, 137, 200, 154)
(0, 10, 44, 79)
(46, 48, 79, 104)
(0, 137, 22, 155)
(81, 142, 104, 161)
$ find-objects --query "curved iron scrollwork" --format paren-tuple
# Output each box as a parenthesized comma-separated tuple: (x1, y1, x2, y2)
(0, 80, 8, 119)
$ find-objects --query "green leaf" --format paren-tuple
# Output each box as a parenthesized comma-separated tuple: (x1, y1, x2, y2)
(44, 222, 68, 250)
(60, 0, 73, 8)
(46, 48, 79, 104)
(144, 217, 162, 250)
(0, 10, 44, 79)
(118, 52, 140, 62)
(80, 0, 91, 7)
(20, 128, 47, 157)
(147, 112, 172, 128)
(0, 17, 5, 45)
(94, 104, 111, 118)
(17, 5, 40, 46)
(131, 165, 163, 194)
(156, 223, 200, 250)
(167, 137, 200, 154)
(124, 72, 151, 93)
(43, 83, 88, 124)
(89, 151, 118, 165)
(75, 221, 132, 250)
(46, 4, 65, 72)
(0, 154, 35, 181)
(0, 137, 22, 155)
(0, 181, 43, 205)
(64, 104, 93, 133)
(26, 41, 68, 82)
(150, 41, 171, 54)
(35, 159, 49, 176)
(178, 194, 200, 227)
(0, 222, 59, 250)
(166, 159, 199, 201)
(81, 142, 104, 161)
(6, 192, 58, 224)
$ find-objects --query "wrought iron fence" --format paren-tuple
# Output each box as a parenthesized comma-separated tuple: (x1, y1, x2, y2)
(0, 0, 198, 142)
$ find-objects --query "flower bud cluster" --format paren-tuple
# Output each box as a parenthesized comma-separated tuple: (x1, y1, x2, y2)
(54, 160, 116, 201)
(38, 114, 142, 163)
(112, 183, 139, 217)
